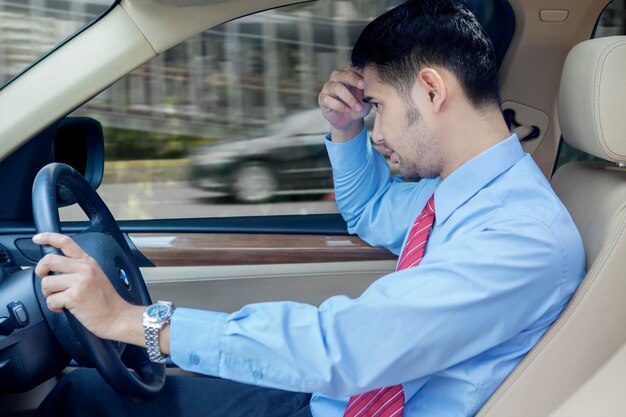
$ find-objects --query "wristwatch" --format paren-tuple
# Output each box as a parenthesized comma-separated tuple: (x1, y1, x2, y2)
(143, 300, 175, 363)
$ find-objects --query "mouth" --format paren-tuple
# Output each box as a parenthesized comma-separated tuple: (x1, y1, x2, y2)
(375, 143, 400, 164)
(385, 147, 400, 164)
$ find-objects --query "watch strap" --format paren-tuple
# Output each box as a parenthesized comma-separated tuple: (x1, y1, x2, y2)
(144, 325, 167, 363)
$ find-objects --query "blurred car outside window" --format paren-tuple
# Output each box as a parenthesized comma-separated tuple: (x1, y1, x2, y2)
(0, 0, 114, 89)
(57, 0, 514, 221)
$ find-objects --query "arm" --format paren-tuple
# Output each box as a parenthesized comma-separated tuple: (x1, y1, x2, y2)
(318, 67, 437, 253)
(325, 129, 438, 253)
(33, 214, 579, 397)
(166, 216, 579, 396)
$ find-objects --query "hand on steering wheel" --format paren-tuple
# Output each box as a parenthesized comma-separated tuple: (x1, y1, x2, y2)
(34, 232, 143, 343)
(32, 163, 165, 402)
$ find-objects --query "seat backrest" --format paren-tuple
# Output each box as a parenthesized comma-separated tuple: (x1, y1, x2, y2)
(477, 36, 626, 417)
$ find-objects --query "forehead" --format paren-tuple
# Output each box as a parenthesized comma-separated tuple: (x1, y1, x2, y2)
(362, 66, 396, 100)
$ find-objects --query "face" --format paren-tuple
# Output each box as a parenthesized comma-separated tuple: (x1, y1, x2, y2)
(362, 67, 443, 179)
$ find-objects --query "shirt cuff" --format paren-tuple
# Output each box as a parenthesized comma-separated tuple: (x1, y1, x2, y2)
(325, 126, 371, 172)
(170, 307, 228, 376)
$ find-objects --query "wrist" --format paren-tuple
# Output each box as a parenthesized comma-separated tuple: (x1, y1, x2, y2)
(143, 301, 175, 362)
(330, 120, 364, 143)
(110, 303, 146, 346)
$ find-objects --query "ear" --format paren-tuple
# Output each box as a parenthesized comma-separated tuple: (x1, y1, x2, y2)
(414, 68, 447, 114)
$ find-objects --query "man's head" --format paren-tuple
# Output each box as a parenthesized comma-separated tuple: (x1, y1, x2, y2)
(351, 0, 503, 179)
(352, 0, 500, 111)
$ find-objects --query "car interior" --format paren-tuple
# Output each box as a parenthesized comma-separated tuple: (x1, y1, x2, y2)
(0, 0, 624, 415)
(478, 34, 626, 417)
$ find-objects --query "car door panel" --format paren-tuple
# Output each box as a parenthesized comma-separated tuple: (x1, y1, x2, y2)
(143, 260, 397, 312)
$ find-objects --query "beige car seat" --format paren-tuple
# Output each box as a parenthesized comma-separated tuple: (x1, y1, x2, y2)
(477, 36, 626, 417)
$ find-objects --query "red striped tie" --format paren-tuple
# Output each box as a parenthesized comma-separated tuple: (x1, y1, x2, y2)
(395, 195, 436, 271)
(343, 195, 436, 417)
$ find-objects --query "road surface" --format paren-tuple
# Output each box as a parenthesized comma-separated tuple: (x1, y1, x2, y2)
(60, 181, 339, 221)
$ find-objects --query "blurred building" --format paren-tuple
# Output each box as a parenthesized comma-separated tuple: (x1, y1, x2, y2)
(0, 0, 402, 140)
(1, 0, 624, 141)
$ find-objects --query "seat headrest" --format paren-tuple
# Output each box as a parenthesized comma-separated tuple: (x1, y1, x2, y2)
(558, 36, 626, 162)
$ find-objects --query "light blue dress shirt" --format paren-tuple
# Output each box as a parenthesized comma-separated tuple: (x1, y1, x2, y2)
(170, 128, 584, 417)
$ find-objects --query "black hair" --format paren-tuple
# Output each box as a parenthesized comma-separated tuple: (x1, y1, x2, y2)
(351, 0, 500, 109)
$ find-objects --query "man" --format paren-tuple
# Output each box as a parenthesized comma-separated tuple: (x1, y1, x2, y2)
(34, 1, 584, 416)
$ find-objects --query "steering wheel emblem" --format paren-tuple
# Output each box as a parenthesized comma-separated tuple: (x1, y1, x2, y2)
(119, 267, 131, 290)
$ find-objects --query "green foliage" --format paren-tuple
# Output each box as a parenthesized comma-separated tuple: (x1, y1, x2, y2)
(103, 127, 217, 161)
(554, 140, 608, 171)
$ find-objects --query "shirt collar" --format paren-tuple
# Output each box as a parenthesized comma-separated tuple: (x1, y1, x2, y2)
(433, 134, 524, 225)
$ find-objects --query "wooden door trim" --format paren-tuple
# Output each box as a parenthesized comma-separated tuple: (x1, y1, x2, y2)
(130, 233, 397, 266)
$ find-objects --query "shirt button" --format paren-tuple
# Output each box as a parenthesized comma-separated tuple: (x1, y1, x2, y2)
(189, 354, 200, 365)
(252, 370, 263, 380)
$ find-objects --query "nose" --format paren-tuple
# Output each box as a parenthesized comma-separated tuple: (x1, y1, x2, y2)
(372, 114, 384, 144)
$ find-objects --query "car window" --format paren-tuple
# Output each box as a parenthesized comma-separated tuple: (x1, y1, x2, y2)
(60, 0, 515, 221)
(553, 0, 625, 172)
(0, 0, 114, 89)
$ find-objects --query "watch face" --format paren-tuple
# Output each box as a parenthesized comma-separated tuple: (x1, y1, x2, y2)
(147, 303, 171, 320)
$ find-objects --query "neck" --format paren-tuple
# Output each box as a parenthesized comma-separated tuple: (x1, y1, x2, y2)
(439, 103, 511, 179)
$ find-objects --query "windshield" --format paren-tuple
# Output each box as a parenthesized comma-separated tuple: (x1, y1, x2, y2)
(0, 0, 115, 88)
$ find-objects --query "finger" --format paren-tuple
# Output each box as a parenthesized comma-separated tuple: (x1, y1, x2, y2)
(45, 292, 67, 313)
(329, 81, 364, 112)
(320, 83, 354, 112)
(43, 276, 92, 312)
(32, 233, 86, 259)
(40, 273, 79, 297)
(329, 69, 365, 89)
(320, 93, 352, 113)
(35, 254, 84, 277)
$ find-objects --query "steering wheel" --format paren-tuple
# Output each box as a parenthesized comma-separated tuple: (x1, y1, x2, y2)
(32, 163, 165, 402)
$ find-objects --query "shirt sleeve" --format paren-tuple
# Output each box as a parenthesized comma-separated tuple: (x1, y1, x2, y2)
(169, 214, 576, 398)
(325, 128, 438, 254)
